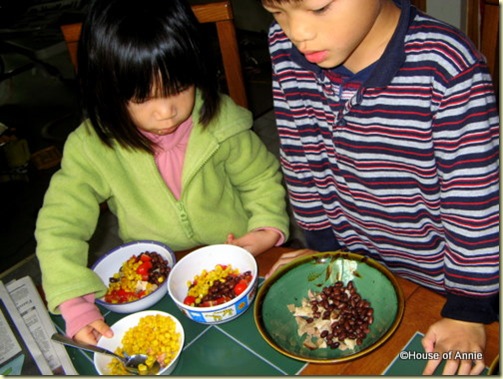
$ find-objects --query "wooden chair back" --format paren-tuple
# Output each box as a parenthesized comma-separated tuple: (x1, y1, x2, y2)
(464, 0, 500, 103)
(410, 0, 426, 11)
(60, 1, 248, 108)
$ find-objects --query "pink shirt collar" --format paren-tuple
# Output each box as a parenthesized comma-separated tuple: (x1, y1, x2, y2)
(142, 117, 194, 199)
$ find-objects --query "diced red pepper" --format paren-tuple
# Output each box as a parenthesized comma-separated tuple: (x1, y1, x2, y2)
(234, 279, 248, 296)
(139, 253, 152, 262)
(137, 261, 152, 276)
(183, 296, 197, 306)
(214, 297, 227, 305)
(105, 289, 137, 303)
(199, 297, 229, 307)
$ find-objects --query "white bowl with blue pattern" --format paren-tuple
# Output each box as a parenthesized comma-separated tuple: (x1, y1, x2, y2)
(167, 244, 258, 324)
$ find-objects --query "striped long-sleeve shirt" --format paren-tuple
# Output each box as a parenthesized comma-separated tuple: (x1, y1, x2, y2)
(268, 0, 499, 323)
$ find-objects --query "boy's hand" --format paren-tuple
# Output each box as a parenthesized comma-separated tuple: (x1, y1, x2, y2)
(73, 319, 113, 345)
(421, 318, 486, 375)
(225, 229, 280, 256)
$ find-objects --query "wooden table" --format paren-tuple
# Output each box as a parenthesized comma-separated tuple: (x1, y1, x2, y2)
(238, 246, 500, 375)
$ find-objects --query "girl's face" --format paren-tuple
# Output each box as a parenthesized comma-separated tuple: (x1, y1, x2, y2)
(262, 0, 399, 72)
(127, 85, 196, 136)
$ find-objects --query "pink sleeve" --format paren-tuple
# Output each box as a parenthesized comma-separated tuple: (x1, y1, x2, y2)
(59, 294, 104, 338)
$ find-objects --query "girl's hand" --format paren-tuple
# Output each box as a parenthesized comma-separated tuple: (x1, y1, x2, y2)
(265, 248, 317, 279)
(226, 229, 280, 256)
(73, 319, 113, 345)
(421, 318, 486, 375)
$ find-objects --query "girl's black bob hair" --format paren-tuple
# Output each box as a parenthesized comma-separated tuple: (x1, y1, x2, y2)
(78, 0, 221, 152)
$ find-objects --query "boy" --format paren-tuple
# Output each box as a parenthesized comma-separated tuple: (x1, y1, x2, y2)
(260, 0, 499, 375)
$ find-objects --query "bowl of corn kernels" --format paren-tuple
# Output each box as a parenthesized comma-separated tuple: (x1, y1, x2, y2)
(92, 240, 176, 313)
(167, 244, 258, 324)
(94, 310, 184, 375)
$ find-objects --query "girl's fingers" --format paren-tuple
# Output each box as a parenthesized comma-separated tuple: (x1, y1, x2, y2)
(226, 233, 235, 244)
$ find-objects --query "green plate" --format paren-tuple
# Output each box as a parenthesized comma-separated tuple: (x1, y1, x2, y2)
(254, 251, 404, 363)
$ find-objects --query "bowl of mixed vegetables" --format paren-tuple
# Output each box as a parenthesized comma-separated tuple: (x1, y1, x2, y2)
(92, 240, 176, 313)
(167, 244, 257, 324)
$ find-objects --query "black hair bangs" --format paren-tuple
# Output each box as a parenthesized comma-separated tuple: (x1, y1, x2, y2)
(113, 22, 206, 102)
(97, 9, 207, 103)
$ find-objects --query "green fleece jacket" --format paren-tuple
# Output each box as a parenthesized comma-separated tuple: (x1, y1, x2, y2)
(35, 94, 289, 313)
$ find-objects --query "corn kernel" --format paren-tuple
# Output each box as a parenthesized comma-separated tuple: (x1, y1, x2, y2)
(187, 264, 239, 299)
(107, 315, 181, 376)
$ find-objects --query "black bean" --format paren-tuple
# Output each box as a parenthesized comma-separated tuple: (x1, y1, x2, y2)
(199, 269, 252, 304)
(298, 279, 374, 351)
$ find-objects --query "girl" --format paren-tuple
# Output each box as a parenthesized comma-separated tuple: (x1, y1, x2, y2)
(35, 0, 289, 344)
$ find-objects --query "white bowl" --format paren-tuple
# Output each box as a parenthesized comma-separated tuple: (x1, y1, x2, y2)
(167, 244, 258, 324)
(94, 310, 184, 375)
(92, 240, 176, 313)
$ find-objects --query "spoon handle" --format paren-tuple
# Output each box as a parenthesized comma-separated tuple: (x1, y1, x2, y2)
(51, 333, 120, 359)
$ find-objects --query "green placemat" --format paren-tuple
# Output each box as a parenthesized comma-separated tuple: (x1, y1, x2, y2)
(383, 331, 488, 375)
(50, 278, 306, 375)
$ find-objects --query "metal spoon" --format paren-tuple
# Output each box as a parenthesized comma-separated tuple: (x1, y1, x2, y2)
(51, 333, 160, 375)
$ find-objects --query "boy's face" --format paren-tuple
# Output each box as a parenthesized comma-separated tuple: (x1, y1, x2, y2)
(262, 0, 397, 72)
